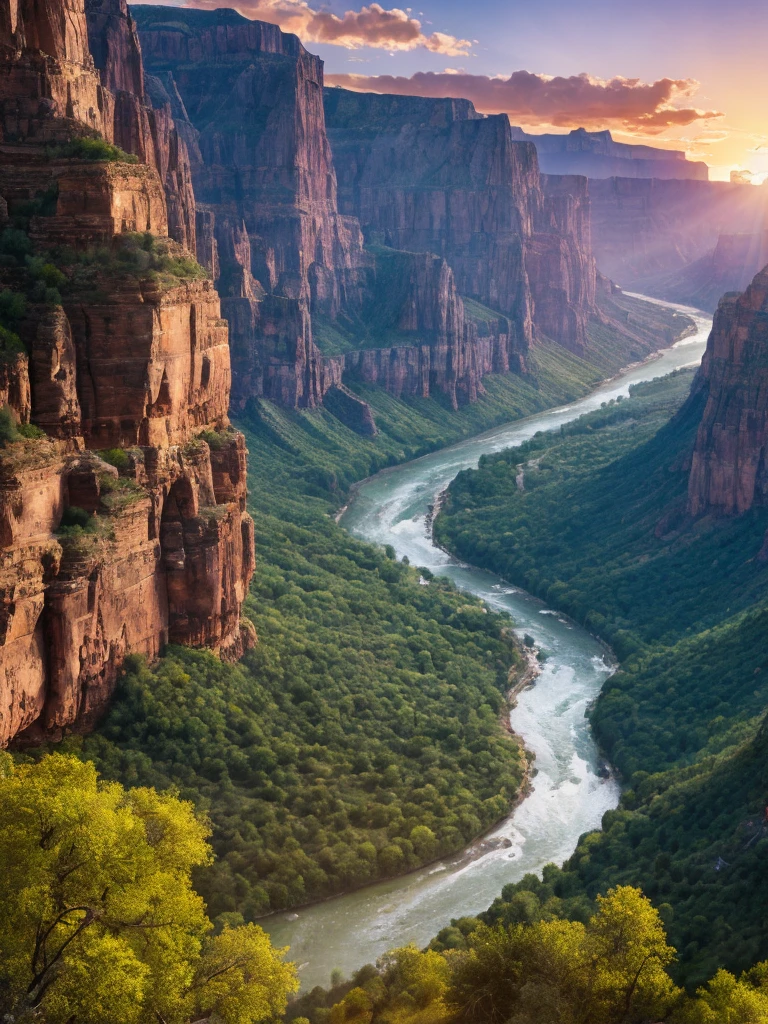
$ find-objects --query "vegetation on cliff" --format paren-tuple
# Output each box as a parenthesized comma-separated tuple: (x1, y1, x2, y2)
(434, 370, 768, 985)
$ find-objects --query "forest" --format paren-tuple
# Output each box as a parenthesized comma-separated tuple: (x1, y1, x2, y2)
(434, 370, 768, 986)
(19, 298, 681, 919)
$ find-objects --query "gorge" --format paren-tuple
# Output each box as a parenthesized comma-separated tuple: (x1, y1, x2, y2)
(2, 0, 768, 1020)
(265, 300, 711, 989)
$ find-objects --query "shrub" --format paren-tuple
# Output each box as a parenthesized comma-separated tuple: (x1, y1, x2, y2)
(46, 137, 139, 164)
(16, 423, 45, 440)
(0, 325, 25, 356)
(100, 447, 130, 472)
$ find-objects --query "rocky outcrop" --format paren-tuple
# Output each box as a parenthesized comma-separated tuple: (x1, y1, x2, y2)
(85, 0, 198, 251)
(0, 0, 255, 747)
(590, 177, 768, 295)
(335, 249, 516, 408)
(530, 175, 596, 356)
(0, 0, 107, 142)
(323, 88, 597, 357)
(510, 127, 708, 181)
(134, 5, 367, 409)
(687, 266, 768, 516)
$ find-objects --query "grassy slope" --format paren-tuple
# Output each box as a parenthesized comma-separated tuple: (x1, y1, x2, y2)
(434, 371, 768, 986)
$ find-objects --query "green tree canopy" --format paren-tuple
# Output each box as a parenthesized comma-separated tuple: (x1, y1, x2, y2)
(0, 753, 297, 1024)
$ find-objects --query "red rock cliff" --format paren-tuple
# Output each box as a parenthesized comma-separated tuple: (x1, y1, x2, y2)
(0, 0, 255, 748)
(323, 89, 597, 357)
(687, 266, 768, 516)
(134, 5, 366, 409)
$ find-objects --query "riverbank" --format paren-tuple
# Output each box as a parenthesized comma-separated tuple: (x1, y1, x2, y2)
(263, 298, 711, 988)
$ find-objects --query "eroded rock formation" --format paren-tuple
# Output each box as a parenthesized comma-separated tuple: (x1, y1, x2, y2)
(323, 88, 598, 357)
(687, 266, 768, 516)
(133, 12, 600, 413)
(134, 4, 367, 409)
(0, 0, 255, 747)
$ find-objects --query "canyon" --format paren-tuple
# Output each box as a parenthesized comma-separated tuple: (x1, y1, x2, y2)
(589, 176, 768, 306)
(0, 0, 254, 747)
(134, 8, 640, 416)
(0, 0, 747, 750)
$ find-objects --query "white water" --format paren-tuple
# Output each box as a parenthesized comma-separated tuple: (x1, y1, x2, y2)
(265, 300, 712, 989)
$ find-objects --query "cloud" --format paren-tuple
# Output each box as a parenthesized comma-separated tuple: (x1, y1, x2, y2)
(146, 0, 471, 55)
(324, 68, 723, 133)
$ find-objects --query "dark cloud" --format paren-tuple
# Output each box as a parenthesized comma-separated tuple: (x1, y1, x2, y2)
(324, 69, 723, 132)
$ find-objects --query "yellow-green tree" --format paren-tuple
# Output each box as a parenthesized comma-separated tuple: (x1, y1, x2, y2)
(0, 753, 297, 1023)
(678, 963, 768, 1023)
(447, 886, 679, 1024)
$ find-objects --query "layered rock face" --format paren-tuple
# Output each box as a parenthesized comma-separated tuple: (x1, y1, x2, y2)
(510, 127, 708, 181)
(590, 177, 768, 294)
(323, 88, 597, 357)
(0, 0, 107, 141)
(84, 0, 197, 251)
(0, 0, 255, 747)
(337, 249, 515, 409)
(687, 267, 768, 516)
(133, 5, 367, 409)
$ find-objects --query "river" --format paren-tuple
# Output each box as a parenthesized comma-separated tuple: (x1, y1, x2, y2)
(265, 298, 713, 989)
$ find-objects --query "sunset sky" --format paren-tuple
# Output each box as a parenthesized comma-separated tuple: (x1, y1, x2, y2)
(137, 0, 768, 181)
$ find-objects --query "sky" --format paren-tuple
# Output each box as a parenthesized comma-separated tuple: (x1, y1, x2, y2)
(136, 0, 768, 181)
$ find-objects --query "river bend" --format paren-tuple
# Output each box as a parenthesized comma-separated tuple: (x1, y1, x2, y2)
(265, 299, 712, 989)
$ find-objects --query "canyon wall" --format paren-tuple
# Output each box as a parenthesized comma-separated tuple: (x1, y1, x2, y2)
(0, 0, 255, 747)
(635, 231, 768, 313)
(134, 4, 367, 410)
(510, 127, 708, 181)
(328, 249, 517, 409)
(590, 177, 768, 295)
(687, 266, 768, 516)
(131, 17, 602, 409)
(323, 88, 598, 357)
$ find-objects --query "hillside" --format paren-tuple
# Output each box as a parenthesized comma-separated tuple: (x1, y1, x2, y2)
(435, 364, 768, 984)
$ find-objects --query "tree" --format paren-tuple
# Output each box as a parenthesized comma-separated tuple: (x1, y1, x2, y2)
(447, 887, 679, 1024)
(0, 753, 297, 1023)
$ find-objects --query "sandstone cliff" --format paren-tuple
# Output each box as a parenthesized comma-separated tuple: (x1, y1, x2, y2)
(323, 88, 598, 357)
(134, 5, 367, 409)
(0, 0, 255, 747)
(319, 248, 517, 409)
(687, 266, 768, 516)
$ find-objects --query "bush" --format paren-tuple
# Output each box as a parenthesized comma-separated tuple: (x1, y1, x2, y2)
(0, 325, 24, 356)
(0, 228, 32, 264)
(0, 289, 27, 328)
(16, 423, 45, 439)
(58, 506, 97, 535)
(46, 137, 139, 164)
(100, 447, 130, 472)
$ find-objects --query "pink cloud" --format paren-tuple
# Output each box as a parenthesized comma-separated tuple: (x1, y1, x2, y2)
(143, 0, 471, 55)
(324, 69, 723, 133)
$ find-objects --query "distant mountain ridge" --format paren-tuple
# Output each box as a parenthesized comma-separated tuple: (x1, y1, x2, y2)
(509, 125, 708, 180)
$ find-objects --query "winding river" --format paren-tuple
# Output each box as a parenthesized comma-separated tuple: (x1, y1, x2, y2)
(265, 298, 713, 989)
